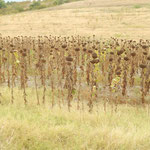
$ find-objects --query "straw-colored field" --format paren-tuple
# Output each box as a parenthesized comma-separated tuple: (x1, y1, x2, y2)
(0, 0, 150, 39)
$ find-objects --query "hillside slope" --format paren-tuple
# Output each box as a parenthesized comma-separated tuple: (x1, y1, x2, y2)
(49, 0, 150, 9)
(0, 0, 150, 39)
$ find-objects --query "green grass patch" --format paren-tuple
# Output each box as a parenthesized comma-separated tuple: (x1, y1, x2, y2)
(133, 4, 142, 9)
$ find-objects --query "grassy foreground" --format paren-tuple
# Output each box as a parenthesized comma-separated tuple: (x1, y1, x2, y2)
(0, 88, 150, 150)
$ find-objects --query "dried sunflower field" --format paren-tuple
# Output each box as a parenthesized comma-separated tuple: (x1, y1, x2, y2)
(1, 0, 150, 149)
(0, 34, 150, 111)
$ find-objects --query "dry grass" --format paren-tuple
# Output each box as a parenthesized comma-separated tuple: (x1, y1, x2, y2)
(0, 87, 150, 150)
(51, 0, 150, 9)
(0, 0, 150, 39)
